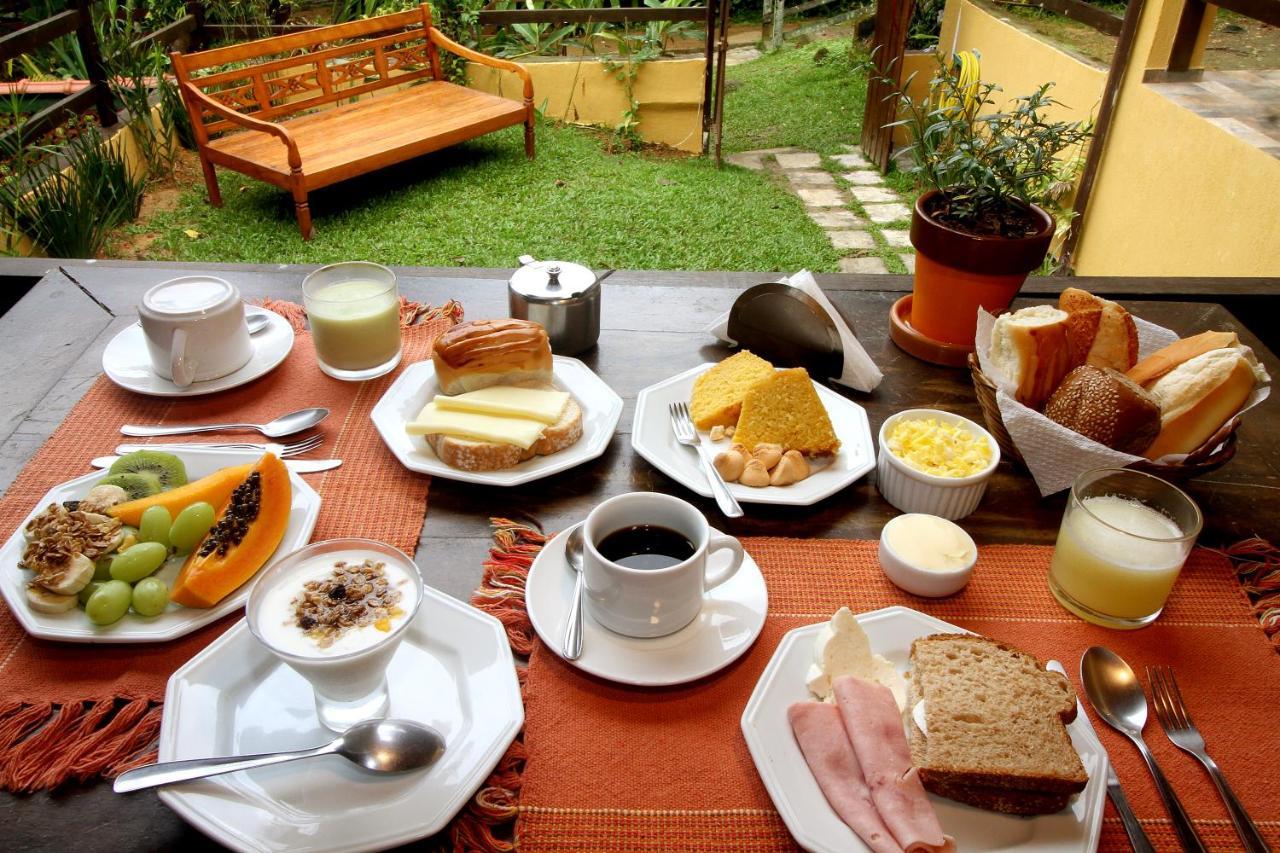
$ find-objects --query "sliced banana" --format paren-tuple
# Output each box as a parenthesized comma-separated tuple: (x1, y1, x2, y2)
(38, 553, 96, 595)
(26, 586, 78, 614)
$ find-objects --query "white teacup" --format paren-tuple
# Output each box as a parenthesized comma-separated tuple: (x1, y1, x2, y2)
(139, 276, 252, 388)
(583, 492, 745, 638)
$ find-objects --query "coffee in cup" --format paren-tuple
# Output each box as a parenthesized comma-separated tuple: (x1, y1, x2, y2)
(139, 276, 252, 388)
(583, 492, 744, 638)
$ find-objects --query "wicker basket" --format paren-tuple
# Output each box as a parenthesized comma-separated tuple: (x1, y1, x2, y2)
(967, 354, 1239, 482)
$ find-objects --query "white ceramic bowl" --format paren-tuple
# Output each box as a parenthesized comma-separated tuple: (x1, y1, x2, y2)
(876, 409, 1000, 520)
(878, 514, 977, 597)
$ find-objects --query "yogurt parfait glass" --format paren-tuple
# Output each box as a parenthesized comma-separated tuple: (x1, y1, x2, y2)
(247, 538, 423, 731)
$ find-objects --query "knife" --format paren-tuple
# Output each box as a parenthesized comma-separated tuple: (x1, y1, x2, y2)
(91, 456, 342, 474)
(116, 442, 286, 455)
(1048, 659, 1155, 853)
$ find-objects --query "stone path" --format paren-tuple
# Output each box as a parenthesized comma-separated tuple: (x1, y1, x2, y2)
(725, 146, 915, 274)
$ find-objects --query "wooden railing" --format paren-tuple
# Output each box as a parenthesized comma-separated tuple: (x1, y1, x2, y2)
(991, 0, 1123, 35)
(761, 0, 868, 50)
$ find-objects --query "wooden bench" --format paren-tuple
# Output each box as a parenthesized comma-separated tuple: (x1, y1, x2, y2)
(169, 5, 533, 240)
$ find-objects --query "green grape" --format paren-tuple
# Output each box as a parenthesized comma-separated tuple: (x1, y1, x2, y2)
(169, 502, 216, 555)
(109, 541, 169, 583)
(78, 581, 104, 606)
(131, 577, 170, 617)
(139, 505, 172, 549)
(86, 580, 132, 626)
(93, 557, 113, 582)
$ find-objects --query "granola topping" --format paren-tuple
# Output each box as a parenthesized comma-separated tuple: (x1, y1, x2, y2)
(289, 559, 405, 649)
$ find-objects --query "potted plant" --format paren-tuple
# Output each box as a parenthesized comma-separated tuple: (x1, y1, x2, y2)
(887, 54, 1092, 350)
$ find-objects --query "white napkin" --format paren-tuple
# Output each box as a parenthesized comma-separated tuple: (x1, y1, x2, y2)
(707, 270, 883, 392)
(975, 308, 1270, 496)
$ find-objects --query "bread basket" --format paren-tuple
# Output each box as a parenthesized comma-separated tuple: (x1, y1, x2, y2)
(967, 354, 1239, 481)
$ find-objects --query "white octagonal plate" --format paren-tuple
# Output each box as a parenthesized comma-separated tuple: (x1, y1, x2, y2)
(632, 364, 875, 506)
(157, 589, 523, 853)
(371, 356, 623, 486)
(1, 449, 320, 643)
(740, 606, 1108, 853)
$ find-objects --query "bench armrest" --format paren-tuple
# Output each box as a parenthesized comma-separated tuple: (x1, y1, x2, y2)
(180, 82, 303, 170)
(427, 29, 533, 100)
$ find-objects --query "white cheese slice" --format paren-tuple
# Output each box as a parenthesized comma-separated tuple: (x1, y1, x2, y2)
(405, 401, 546, 449)
(434, 386, 569, 425)
(806, 606, 908, 710)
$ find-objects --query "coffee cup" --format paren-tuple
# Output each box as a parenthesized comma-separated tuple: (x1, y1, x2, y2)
(139, 276, 253, 388)
(582, 492, 744, 638)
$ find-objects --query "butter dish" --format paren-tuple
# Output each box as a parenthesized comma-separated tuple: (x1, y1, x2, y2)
(878, 513, 977, 598)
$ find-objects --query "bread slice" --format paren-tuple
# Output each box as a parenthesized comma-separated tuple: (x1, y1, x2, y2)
(733, 368, 840, 456)
(1126, 330, 1239, 388)
(907, 634, 1087, 813)
(689, 350, 775, 429)
(1143, 348, 1258, 459)
(987, 306, 1074, 410)
(425, 395, 582, 472)
(1059, 288, 1139, 372)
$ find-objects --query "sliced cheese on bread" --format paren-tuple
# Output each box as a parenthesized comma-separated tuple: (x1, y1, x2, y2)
(433, 386, 569, 424)
(406, 402, 547, 449)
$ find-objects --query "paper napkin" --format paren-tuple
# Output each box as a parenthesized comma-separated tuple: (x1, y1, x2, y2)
(707, 270, 883, 392)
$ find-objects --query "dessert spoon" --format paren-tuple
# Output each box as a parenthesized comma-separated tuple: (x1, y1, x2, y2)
(113, 718, 445, 793)
(561, 524, 586, 661)
(121, 407, 329, 438)
(1081, 646, 1207, 852)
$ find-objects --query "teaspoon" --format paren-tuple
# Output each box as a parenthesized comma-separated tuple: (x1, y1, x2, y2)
(121, 407, 330, 438)
(113, 718, 445, 793)
(246, 312, 271, 335)
(561, 524, 586, 661)
(1081, 646, 1207, 852)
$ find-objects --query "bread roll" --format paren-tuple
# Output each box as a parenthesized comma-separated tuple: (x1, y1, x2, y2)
(1058, 288, 1138, 371)
(987, 306, 1074, 409)
(1126, 330, 1239, 387)
(1043, 365, 1161, 454)
(1143, 348, 1260, 459)
(433, 319, 553, 395)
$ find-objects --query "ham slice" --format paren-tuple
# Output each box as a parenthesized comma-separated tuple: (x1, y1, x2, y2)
(834, 676, 953, 853)
(788, 702, 903, 853)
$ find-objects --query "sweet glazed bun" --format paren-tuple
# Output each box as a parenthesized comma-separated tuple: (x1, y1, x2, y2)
(1058, 288, 1138, 372)
(1043, 365, 1161, 455)
(1143, 347, 1263, 459)
(987, 306, 1074, 409)
(433, 319, 553, 395)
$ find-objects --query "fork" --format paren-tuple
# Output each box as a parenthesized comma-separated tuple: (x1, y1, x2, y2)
(1148, 666, 1271, 853)
(669, 402, 743, 518)
(116, 434, 326, 458)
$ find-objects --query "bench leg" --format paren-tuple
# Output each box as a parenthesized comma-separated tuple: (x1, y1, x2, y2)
(290, 172, 313, 241)
(525, 103, 535, 160)
(199, 153, 222, 208)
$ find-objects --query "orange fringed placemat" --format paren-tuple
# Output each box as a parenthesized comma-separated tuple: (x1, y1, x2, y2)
(0, 301, 459, 792)
(468, 524, 1280, 852)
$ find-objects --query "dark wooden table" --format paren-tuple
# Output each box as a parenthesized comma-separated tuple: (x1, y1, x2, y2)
(3, 263, 1278, 851)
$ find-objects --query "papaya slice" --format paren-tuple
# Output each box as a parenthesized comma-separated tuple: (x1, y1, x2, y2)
(171, 454, 292, 609)
(108, 463, 253, 527)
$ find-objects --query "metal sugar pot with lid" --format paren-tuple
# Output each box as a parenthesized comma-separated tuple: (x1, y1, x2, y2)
(508, 255, 605, 355)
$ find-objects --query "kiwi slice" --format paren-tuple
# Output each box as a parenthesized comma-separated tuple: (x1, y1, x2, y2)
(108, 450, 188, 491)
(98, 471, 163, 500)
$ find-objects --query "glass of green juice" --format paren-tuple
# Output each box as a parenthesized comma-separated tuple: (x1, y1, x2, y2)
(1048, 467, 1202, 630)
(303, 261, 402, 381)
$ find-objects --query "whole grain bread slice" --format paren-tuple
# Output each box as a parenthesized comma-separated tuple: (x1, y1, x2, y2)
(908, 634, 1088, 803)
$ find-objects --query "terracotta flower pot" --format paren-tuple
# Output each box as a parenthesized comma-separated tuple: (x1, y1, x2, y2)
(908, 190, 1054, 348)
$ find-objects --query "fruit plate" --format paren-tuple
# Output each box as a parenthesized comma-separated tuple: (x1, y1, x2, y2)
(631, 364, 875, 506)
(740, 606, 1108, 853)
(157, 590, 522, 853)
(370, 356, 623, 486)
(0, 449, 320, 644)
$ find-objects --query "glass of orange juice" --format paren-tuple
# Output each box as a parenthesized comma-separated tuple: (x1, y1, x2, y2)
(302, 261, 402, 381)
(1049, 468, 1202, 629)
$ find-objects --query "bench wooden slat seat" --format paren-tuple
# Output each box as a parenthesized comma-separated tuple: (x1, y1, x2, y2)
(170, 4, 533, 240)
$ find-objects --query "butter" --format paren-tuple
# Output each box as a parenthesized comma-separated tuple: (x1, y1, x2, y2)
(405, 401, 546, 449)
(886, 417, 991, 478)
(434, 386, 569, 425)
(806, 607, 907, 710)
(912, 699, 928, 736)
(883, 514, 975, 572)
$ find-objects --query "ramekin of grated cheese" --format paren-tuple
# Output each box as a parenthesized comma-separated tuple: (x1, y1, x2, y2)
(876, 409, 1000, 520)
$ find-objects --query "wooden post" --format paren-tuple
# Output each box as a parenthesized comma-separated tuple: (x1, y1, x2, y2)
(702, 0, 717, 151)
(770, 0, 785, 50)
(74, 0, 117, 128)
(187, 0, 207, 50)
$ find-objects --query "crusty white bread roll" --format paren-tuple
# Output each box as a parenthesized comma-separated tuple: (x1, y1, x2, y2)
(1143, 347, 1262, 459)
(988, 306, 1074, 410)
(1126, 330, 1239, 388)
(1043, 365, 1161, 455)
(433, 318, 553, 395)
(1058, 288, 1138, 372)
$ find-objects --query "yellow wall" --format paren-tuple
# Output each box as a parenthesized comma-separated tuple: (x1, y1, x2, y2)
(468, 57, 705, 152)
(937, 0, 1280, 276)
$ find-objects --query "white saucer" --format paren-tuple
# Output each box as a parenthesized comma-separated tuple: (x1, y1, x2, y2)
(158, 588, 523, 853)
(526, 525, 768, 687)
(102, 308, 295, 397)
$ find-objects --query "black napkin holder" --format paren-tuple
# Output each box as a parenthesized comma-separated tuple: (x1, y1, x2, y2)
(726, 283, 844, 381)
